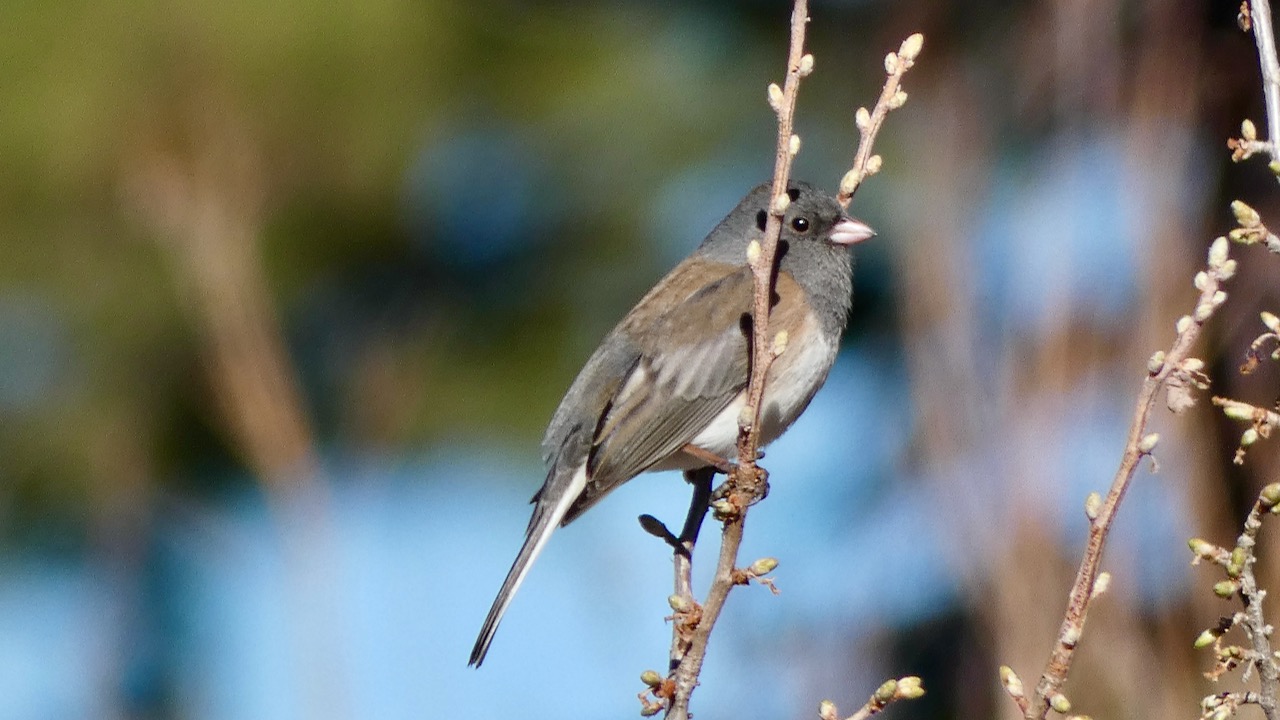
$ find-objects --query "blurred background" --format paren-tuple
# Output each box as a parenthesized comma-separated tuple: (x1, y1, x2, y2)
(4, 0, 1280, 717)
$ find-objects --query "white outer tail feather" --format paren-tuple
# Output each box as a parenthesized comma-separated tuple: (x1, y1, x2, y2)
(469, 463, 587, 666)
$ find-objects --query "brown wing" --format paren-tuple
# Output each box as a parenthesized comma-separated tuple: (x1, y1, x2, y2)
(561, 259, 809, 524)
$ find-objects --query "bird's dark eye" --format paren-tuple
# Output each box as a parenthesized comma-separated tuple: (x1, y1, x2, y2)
(791, 217, 810, 233)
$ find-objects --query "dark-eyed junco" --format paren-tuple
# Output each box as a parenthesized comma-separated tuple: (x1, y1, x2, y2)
(469, 180, 873, 666)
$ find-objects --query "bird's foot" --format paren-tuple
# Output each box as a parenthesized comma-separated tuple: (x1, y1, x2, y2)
(709, 465, 769, 518)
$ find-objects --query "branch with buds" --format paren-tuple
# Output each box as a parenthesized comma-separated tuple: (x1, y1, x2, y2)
(818, 677, 926, 720)
(1229, 0, 1280, 183)
(1001, 238, 1237, 720)
(641, 5, 925, 718)
(1212, 203, 1280, 463)
(1189, 482, 1280, 720)
(838, 33, 923, 208)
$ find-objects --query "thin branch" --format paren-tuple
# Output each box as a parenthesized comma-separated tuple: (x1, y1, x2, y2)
(668, 468, 714, 671)
(663, 2, 811, 717)
(1254, 0, 1280, 168)
(1229, 0, 1280, 181)
(1014, 239, 1238, 719)
(1191, 484, 1280, 720)
(652, 11, 922, 719)
(823, 677, 925, 720)
(837, 33, 923, 208)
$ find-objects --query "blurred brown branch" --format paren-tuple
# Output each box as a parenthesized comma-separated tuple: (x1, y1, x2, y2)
(122, 115, 321, 490)
(120, 99, 347, 720)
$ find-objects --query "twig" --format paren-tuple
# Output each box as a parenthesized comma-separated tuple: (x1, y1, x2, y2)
(1190, 483, 1280, 720)
(837, 33, 923, 208)
(1254, 0, 1280, 168)
(1230, 0, 1280, 181)
(662, 2, 811, 718)
(669, 468, 714, 670)
(818, 677, 926, 720)
(651, 11, 922, 719)
(1212, 396, 1280, 464)
(1011, 238, 1238, 719)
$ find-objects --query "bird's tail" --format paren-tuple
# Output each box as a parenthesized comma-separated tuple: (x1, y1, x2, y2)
(469, 463, 587, 667)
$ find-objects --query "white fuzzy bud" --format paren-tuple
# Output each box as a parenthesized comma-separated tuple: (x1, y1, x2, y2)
(798, 54, 814, 76)
(855, 106, 871, 131)
(1139, 433, 1160, 453)
(899, 33, 924, 61)
(767, 83, 784, 111)
(1233, 200, 1262, 227)
(839, 169, 861, 197)
(1093, 571, 1112, 597)
(1209, 236, 1230, 268)
(1084, 492, 1102, 520)
(1176, 315, 1194, 334)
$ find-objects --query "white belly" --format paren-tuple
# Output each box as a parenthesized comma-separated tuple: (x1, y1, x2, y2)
(657, 313, 837, 469)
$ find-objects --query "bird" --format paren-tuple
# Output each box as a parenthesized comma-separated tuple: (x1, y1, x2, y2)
(469, 180, 874, 666)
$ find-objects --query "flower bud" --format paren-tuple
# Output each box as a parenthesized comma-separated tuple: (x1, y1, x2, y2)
(899, 34, 924, 61)
(874, 679, 898, 702)
(1260, 483, 1280, 508)
(1232, 200, 1261, 228)
(1084, 492, 1102, 520)
(767, 83, 784, 111)
(1194, 629, 1218, 649)
(1209, 236, 1230, 268)
(855, 107, 871, 131)
(896, 676, 925, 699)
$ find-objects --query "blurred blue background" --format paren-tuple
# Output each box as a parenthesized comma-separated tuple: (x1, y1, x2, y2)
(3, 0, 1280, 718)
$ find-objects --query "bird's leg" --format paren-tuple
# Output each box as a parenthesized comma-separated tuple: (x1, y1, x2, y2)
(668, 467, 715, 671)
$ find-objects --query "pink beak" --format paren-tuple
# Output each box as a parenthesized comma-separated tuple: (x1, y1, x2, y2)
(829, 217, 876, 246)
